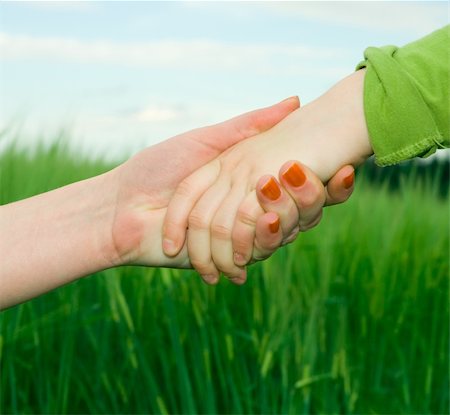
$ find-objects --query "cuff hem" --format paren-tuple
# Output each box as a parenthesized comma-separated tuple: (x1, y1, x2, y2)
(375, 133, 443, 166)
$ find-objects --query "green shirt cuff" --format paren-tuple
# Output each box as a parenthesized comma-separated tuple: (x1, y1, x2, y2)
(355, 26, 449, 166)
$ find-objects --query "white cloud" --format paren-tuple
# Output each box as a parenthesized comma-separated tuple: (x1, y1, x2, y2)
(262, 2, 447, 37)
(133, 105, 181, 123)
(0, 32, 348, 72)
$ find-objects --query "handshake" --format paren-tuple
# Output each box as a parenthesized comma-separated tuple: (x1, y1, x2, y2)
(3, 27, 445, 307)
(0, 69, 374, 309)
(111, 69, 373, 285)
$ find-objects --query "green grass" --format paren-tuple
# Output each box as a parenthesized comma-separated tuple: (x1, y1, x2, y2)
(0, 139, 448, 414)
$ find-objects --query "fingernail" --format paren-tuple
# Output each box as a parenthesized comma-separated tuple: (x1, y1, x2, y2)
(269, 217, 280, 233)
(282, 226, 299, 245)
(163, 238, 176, 254)
(234, 252, 246, 265)
(282, 163, 306, 187)
(279, 95, 299, 104)
(202, 274, 218, 285)
(261, 177, 281, 201)
(343, 172, 354, 189)
(229, 270, 247, 285)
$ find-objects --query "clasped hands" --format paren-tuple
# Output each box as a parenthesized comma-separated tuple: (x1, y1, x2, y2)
(110, 96, 355, 285)
(0, 70, 372, 309)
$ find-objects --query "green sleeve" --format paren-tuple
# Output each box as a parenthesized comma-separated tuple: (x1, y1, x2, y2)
(355, 25, 449, 166)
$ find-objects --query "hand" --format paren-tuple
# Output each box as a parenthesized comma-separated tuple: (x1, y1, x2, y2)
(162, 70, 372, 283)
(232, 162, 355, 271)
(106, 97, 300, 268)
(0, 98, 300, 309)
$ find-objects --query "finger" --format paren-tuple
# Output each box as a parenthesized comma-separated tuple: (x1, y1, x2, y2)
(162, 97, 301, 258)
(187, 179, 231, 285)
(252, 212, 282, 262)
(162, 161, 220, 256)
(278, 161, 327, 232)
(255, 175, 299, 238)
(191, 96, 300, 151)
(231, 191, 265, 267)
(325, 165, 355, 206)
(210, 184, 248, 284)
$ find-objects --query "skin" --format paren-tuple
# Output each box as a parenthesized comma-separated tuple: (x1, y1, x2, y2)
(0, 98, 351, 310)
(162, 69, 374, 284)
(246, 162, 355, 263)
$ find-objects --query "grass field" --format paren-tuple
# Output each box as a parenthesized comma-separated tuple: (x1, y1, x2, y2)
(0, 140, 449, 414)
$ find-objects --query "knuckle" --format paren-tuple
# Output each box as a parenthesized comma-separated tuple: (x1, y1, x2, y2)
(233, 240, 250, 256)
(262, 239, 280, 252)
(212, 255, 239, 277)
(188, 211, 209, 230)
(299, 186, 324, 210)
(232, 228, 253, 257)
(211, 222, 232, 240)
(190, 258, 211, 274)
(236, 208, 257, 228)
(281, 226, 300, 245)
(299, 212, 323, 231)
(176, 178, 196, 198)
(163, 218, 183, 235)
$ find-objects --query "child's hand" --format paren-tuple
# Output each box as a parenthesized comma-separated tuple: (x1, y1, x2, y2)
(162, 160, 354, 285)
(162, 70, 372, 284)
(231, 162, 355, 271)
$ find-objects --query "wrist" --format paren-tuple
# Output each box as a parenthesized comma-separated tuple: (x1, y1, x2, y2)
(335, 68, 373, 164)
(91, 168, 127, 268)
(278, 69, 373, 182)
(316, 69, 373, 170)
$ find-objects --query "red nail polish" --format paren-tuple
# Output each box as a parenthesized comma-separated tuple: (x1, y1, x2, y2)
(261, 177, 281, 201)
(343, 172, 355, 189)
(269, 217, 280, 233)
(282, 163, 306, 187)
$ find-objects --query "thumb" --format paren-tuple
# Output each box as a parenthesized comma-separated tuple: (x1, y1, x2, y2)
(192, 96, 300, 151)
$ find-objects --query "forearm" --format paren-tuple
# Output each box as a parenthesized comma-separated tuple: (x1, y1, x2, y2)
(267, 69, 373, 182)
(0, 172, 117, 309)
(300, 68, 373, 175)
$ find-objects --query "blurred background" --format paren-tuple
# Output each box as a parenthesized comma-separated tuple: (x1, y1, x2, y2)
(0, 2, 449, 415)
(1, 1, 448, 159)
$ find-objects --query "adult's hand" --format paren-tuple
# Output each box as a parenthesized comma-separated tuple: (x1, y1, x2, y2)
(107, 97, 302, 269)
(0, 97, 300, 309)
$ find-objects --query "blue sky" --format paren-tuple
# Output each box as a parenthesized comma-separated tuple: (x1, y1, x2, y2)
(0, 1, 448, 160)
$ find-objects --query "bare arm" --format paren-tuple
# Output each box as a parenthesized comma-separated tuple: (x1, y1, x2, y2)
(0, 98, 300, 309)
(0, 173, 117, 307)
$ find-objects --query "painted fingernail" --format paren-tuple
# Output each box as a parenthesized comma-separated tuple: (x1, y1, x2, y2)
(269, 217, 280, 233)
(261, 177, 281, 201)
(343, 172, 355, 189)
(234, 252, 246, 265)
(282, 163, 306, 187)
